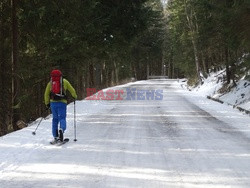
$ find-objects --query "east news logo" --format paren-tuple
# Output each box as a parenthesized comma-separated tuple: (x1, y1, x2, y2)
(86, 88, 163, 100)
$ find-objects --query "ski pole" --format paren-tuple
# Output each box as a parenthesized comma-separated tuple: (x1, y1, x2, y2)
(32, 116, 43, 135)
(32, 109, 49, 135)
(74, 100, 77, 142)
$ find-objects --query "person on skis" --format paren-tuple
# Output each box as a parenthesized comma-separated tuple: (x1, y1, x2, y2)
(44, 69, 77, 144)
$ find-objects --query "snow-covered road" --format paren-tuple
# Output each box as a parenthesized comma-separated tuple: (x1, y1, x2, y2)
(1, 80, 250, 188)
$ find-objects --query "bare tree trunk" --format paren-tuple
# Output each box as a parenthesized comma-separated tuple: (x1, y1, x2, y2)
(76, 68, 84, 99)
(184, 0, 201, 82)
(101, 61, 107, 88)
(161, 51, 166, 76)
(225, 47, 231, 84)
(88, 62, 95, 88)
(191, 37, 201, 79)
(11, 0, 19, 131)
(107, 66, 112, 87)
(168, 48, 174, 78)
(130, 61, 137, 80)
(114, 60, 119, 84)
(201, 51, 209, 75)
(0, 2, 8, 135)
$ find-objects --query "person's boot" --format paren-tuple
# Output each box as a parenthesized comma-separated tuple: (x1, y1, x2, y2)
(59, 128, 64, 142)
(50, 137, 59, 144)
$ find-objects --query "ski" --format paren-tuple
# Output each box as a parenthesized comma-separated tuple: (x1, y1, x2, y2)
(50, 139, 58, 145)
(50, 138, 69, 146)
(56, 138, 69, 146)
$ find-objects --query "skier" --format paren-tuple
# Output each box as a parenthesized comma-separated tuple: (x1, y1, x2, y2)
(44, 69, 77, 144)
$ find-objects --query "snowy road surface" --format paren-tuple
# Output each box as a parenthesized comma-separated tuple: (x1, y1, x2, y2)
(1, 80, 250, 188)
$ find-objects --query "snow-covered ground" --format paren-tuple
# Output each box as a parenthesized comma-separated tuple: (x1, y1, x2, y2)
(189, 69, 250, 111)
(1, 77, 250, 188)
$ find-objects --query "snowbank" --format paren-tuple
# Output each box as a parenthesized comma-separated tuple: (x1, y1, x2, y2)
(188, 69, 250, 112)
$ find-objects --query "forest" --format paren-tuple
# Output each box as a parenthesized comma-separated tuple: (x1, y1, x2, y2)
(0, 0, 249, 136)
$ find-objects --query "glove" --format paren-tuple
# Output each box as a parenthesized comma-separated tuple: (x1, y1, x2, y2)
(46, 104, 50, 109)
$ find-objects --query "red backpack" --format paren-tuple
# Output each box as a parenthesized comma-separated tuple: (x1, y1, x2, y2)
(50, 70, 66, 100)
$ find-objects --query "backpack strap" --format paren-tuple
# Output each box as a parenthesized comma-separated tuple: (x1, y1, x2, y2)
(60, 76, 63, 96)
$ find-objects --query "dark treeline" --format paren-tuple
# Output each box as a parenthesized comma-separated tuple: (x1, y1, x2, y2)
(1, 0, 250, 136)
(0, 0, 165, 135)
(164, 0, 250, 84)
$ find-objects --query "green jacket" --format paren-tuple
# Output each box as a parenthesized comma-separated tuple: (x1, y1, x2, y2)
(44, 78, 77, 105)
